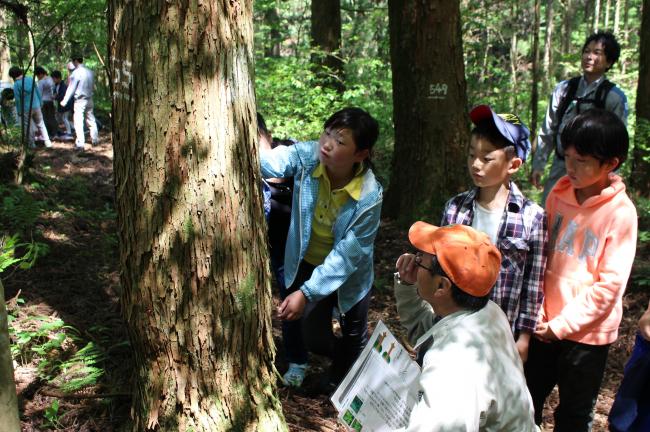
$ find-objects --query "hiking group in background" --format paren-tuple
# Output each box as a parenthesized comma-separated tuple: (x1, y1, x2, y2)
(5, 56, 100, 152)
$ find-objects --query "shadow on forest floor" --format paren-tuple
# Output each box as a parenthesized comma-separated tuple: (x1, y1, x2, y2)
(3, 132, 649, 431)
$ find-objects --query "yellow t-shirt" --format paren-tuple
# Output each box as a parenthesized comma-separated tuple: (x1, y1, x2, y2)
(303, 163, 364, 266)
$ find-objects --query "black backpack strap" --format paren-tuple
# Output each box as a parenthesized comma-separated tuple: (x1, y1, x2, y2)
(556, 76, 581, 126)
(593, 79, 615, 109)
(554, 76, 581, 160)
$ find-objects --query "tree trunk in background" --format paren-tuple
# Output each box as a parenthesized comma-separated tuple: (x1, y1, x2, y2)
(631, 0, 650, 196)
(542, 0, 554, 94)
(0, 10, 11, 82)
(605, 0, 611, 28)
(614, 0, 621, 34)
(109, 0, 286, 430)
(562, 0, 574, 58)
(0, 281, 21, 432)
(311, 0, 344, 92)
(531, 0, 541, 134)
(594, 0, 601, 31)
(509, 2, 519, 108)
(623, 0, 630, 42)
(264, 4, 282, 57)
(385, 0, 470, 225)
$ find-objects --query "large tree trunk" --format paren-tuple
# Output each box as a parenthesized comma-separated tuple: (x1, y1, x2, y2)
(385, 0, 470, 225)
(0, 281, 20, 432)
(311, 0, 344, 92)
(531, 0, 541, 134)
(594, 0, 601, 31)
(631, 0, 650, 196)
(109, 1, 286, 430)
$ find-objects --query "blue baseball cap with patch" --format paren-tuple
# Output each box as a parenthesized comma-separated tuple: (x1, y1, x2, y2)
(470, 105, 532, 162)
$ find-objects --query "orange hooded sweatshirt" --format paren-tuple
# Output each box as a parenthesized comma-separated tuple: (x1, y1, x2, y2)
(541, 174, 637, 345)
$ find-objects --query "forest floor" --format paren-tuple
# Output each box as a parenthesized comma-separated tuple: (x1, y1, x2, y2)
(3, 134, 649, 431)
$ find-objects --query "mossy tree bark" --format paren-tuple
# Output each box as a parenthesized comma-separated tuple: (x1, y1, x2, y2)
(109, 0, 286, 430)
(385, 0, 470, 225)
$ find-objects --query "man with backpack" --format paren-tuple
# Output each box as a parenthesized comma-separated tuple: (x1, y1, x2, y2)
(531, 31, 628, 205)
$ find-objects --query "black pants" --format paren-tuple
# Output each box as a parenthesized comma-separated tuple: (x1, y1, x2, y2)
(524, 337, 610, 432)
(282, 260, 371, 384)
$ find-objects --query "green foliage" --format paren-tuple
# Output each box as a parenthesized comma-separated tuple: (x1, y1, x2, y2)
(7, 303, 115, 394)
(43, 399, 62, 429)
(0, 183, 42, 233)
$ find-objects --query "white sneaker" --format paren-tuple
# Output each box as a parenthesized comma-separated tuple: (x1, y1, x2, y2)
(44, 140, 52, 148)
(283, 363, 307, 388)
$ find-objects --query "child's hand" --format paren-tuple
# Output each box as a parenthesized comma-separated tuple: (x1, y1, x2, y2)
(277, 290, 307, 321)
(639, 301, 650, 341)
(534, 321, 558, 342)
(395, 253, 418, 285)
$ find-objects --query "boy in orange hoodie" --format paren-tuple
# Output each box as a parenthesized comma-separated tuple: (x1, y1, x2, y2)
(524, 108, 637, 431)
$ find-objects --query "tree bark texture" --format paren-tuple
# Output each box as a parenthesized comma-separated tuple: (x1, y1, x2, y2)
(0, 281, 21, 432)
(385, 0, 470, 225)
(311, 0, 344, 92)
(631, 0, 650, 195)
(108, 1, 286, 430)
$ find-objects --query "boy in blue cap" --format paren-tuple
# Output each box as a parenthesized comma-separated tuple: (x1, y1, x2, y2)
(441, 105, 548, 362)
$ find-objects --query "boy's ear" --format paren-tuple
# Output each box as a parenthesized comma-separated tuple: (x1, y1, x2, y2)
(436, 276, 452, 293)
(507, 156, 523, 174)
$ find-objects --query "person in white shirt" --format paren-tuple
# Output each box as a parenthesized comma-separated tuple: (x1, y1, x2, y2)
(394, 222, 538, 431)
(61, 56, 99, 150)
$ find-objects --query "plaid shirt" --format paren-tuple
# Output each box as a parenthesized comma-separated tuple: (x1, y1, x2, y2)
(441, 182, 548, 335)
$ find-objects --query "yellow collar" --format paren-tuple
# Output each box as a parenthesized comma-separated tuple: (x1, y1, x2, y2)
(312, 163, 364, 201)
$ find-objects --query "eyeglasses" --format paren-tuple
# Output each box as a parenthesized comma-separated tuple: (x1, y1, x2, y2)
(415, 252, 436, 273)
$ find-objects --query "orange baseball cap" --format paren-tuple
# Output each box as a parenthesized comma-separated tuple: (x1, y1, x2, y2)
(408, 222, 501, 297)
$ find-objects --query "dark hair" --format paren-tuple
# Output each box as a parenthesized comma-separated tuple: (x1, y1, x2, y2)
(582, 31, 620, 69)
(450, 285, 490, 311)
(470, 119, 516, 158)
(560, 108, 628, 170)
(34, 66, 47, 75)
(51, 70, 62, 79)
(8, 66, 23, 79)
(428, 255, 489, 311)
(71, 56, 84, 63)
(324, 107, 379, 166)
(257, 112, 269, 136)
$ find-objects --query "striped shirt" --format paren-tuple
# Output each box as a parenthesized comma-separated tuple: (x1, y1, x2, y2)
(441, 182, 548, 335)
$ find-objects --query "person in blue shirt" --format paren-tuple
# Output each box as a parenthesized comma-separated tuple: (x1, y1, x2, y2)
(9, 66, 52, 148)
(260, 108, 382, 390)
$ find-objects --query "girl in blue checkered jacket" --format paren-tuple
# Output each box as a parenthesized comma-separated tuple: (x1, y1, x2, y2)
(260, 108, 383, 390)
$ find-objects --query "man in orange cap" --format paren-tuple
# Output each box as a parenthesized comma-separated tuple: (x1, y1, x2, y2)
(394, 222, 538, 431)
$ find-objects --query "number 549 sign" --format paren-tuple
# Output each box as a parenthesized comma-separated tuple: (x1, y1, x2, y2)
(428, 83, 448, 100)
